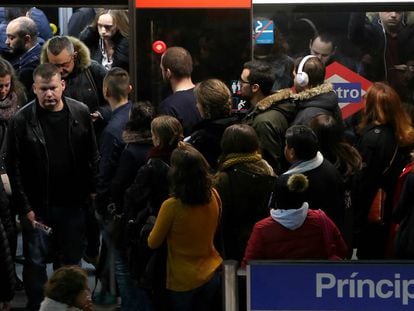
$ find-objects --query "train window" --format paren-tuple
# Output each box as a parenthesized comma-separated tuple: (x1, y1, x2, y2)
(134, 8, 251, 107)
(252, 1, 414, 105)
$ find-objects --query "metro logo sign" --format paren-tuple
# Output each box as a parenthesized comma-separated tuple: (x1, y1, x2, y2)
(136, 0, 251, 8)
(325, 62, 372, 119)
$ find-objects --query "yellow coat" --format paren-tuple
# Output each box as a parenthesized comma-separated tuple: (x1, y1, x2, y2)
(148, 188, 222, 291)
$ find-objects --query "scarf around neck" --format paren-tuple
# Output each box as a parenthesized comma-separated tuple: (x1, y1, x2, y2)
(284, 151, 324, 175)
(218, 152, 262, 170)
(0, 92, 20, 121)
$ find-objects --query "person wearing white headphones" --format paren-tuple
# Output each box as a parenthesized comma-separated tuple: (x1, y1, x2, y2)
(291, 55, 342, 126)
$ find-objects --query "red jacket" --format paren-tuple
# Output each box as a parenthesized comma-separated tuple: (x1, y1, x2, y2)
(242, 209, 347, 266)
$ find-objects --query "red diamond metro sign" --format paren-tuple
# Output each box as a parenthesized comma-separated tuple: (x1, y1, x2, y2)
(325, 62, 372, 120)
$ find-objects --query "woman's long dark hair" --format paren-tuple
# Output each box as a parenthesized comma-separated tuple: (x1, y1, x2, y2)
(169, 142, 212, 205)
(310, 114, 362, 178)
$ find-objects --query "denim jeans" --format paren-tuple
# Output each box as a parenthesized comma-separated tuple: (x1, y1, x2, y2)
(114, 248, 154, 311)
(22, 206, 87, 311)
(168, 269, 221, 311)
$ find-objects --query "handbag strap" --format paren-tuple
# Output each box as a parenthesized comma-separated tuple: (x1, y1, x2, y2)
(382, 145, 398, 175)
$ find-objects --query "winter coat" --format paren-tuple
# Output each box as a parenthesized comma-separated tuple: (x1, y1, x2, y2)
(352, 124, 411, 231)
(242, 208, 347, 266)
(95, 102, 131, 215)
(10, 43, 41, 101)
(6, 97, 99, 217)
(215, 156, 276, 261)
(186, 115, 239, 170)
(283, 152, 346, 231)
(79, 26, 129, 71)
(123, 147, 173, 221)
(110, 130, 152, 211)
(352, 123, 412, 259)
(243, 88, 296, 173)
(292, 83, 341, 127)
(40, 36, 110, 125)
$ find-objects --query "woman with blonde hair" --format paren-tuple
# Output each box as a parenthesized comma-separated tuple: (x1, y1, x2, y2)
(123, 115, 183, 310)
(352, 82, 414, 259)
(80, 9, 129, 71)
(148, 142, 222, 311)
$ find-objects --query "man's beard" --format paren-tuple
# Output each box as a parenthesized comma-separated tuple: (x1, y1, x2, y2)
(10, 42, 26, 56)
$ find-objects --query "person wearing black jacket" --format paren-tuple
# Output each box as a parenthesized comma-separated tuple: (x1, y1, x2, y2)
(186, 79, 239, 171)
(6, 63, 99, 311)
(352, 82, 414, 259)
(40, 35, 110, 136)
(79, 9, 129, 72)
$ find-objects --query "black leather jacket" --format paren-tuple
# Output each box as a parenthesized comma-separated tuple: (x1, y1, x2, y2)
(6, 97, 99, 216)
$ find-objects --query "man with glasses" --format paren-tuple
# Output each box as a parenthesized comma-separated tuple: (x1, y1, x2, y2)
(41, 35, 110, 135)
(40, 35, 108, 268)
(241, 60, 296, 174)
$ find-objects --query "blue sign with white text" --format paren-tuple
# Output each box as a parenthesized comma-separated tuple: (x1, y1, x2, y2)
(248, 262, 414, 311)
(333, 82, 362, 103)
(254, 20, 274, 44)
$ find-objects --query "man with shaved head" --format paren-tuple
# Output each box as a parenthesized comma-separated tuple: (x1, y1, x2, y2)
(6, 16, 41, 100)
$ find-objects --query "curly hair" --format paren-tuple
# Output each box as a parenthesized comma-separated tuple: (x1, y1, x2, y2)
(44, 265, 88, 306)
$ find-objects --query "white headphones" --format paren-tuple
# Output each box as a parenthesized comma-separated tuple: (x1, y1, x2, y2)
(295, 55, 317, 87)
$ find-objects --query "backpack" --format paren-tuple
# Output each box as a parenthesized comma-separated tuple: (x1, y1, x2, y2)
(123, 158, 170, 289)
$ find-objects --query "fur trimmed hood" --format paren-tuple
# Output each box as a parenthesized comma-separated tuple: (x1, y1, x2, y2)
(256, 88, 292, 111)
(254, 83, 334, 112)
(291, 83, 334, 101)
(40, 36, 92, 71)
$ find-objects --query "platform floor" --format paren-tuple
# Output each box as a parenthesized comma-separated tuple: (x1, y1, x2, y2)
(10, 234, 119, 311)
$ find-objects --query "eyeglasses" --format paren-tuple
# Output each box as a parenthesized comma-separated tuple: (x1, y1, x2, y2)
(52, 55, 74, 68)
(238, 77, 250, 85)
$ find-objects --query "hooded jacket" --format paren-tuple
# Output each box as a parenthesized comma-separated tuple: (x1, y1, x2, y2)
(292, 83, 341, 126)
(243, 88, 296, 173)
(242, 208, 347, 266)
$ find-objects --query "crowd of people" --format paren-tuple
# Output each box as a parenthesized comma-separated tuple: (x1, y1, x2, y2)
(0, 7, 414, 311)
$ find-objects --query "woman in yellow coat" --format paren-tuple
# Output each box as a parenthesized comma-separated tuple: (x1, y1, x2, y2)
(148, 142, 222, 311)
